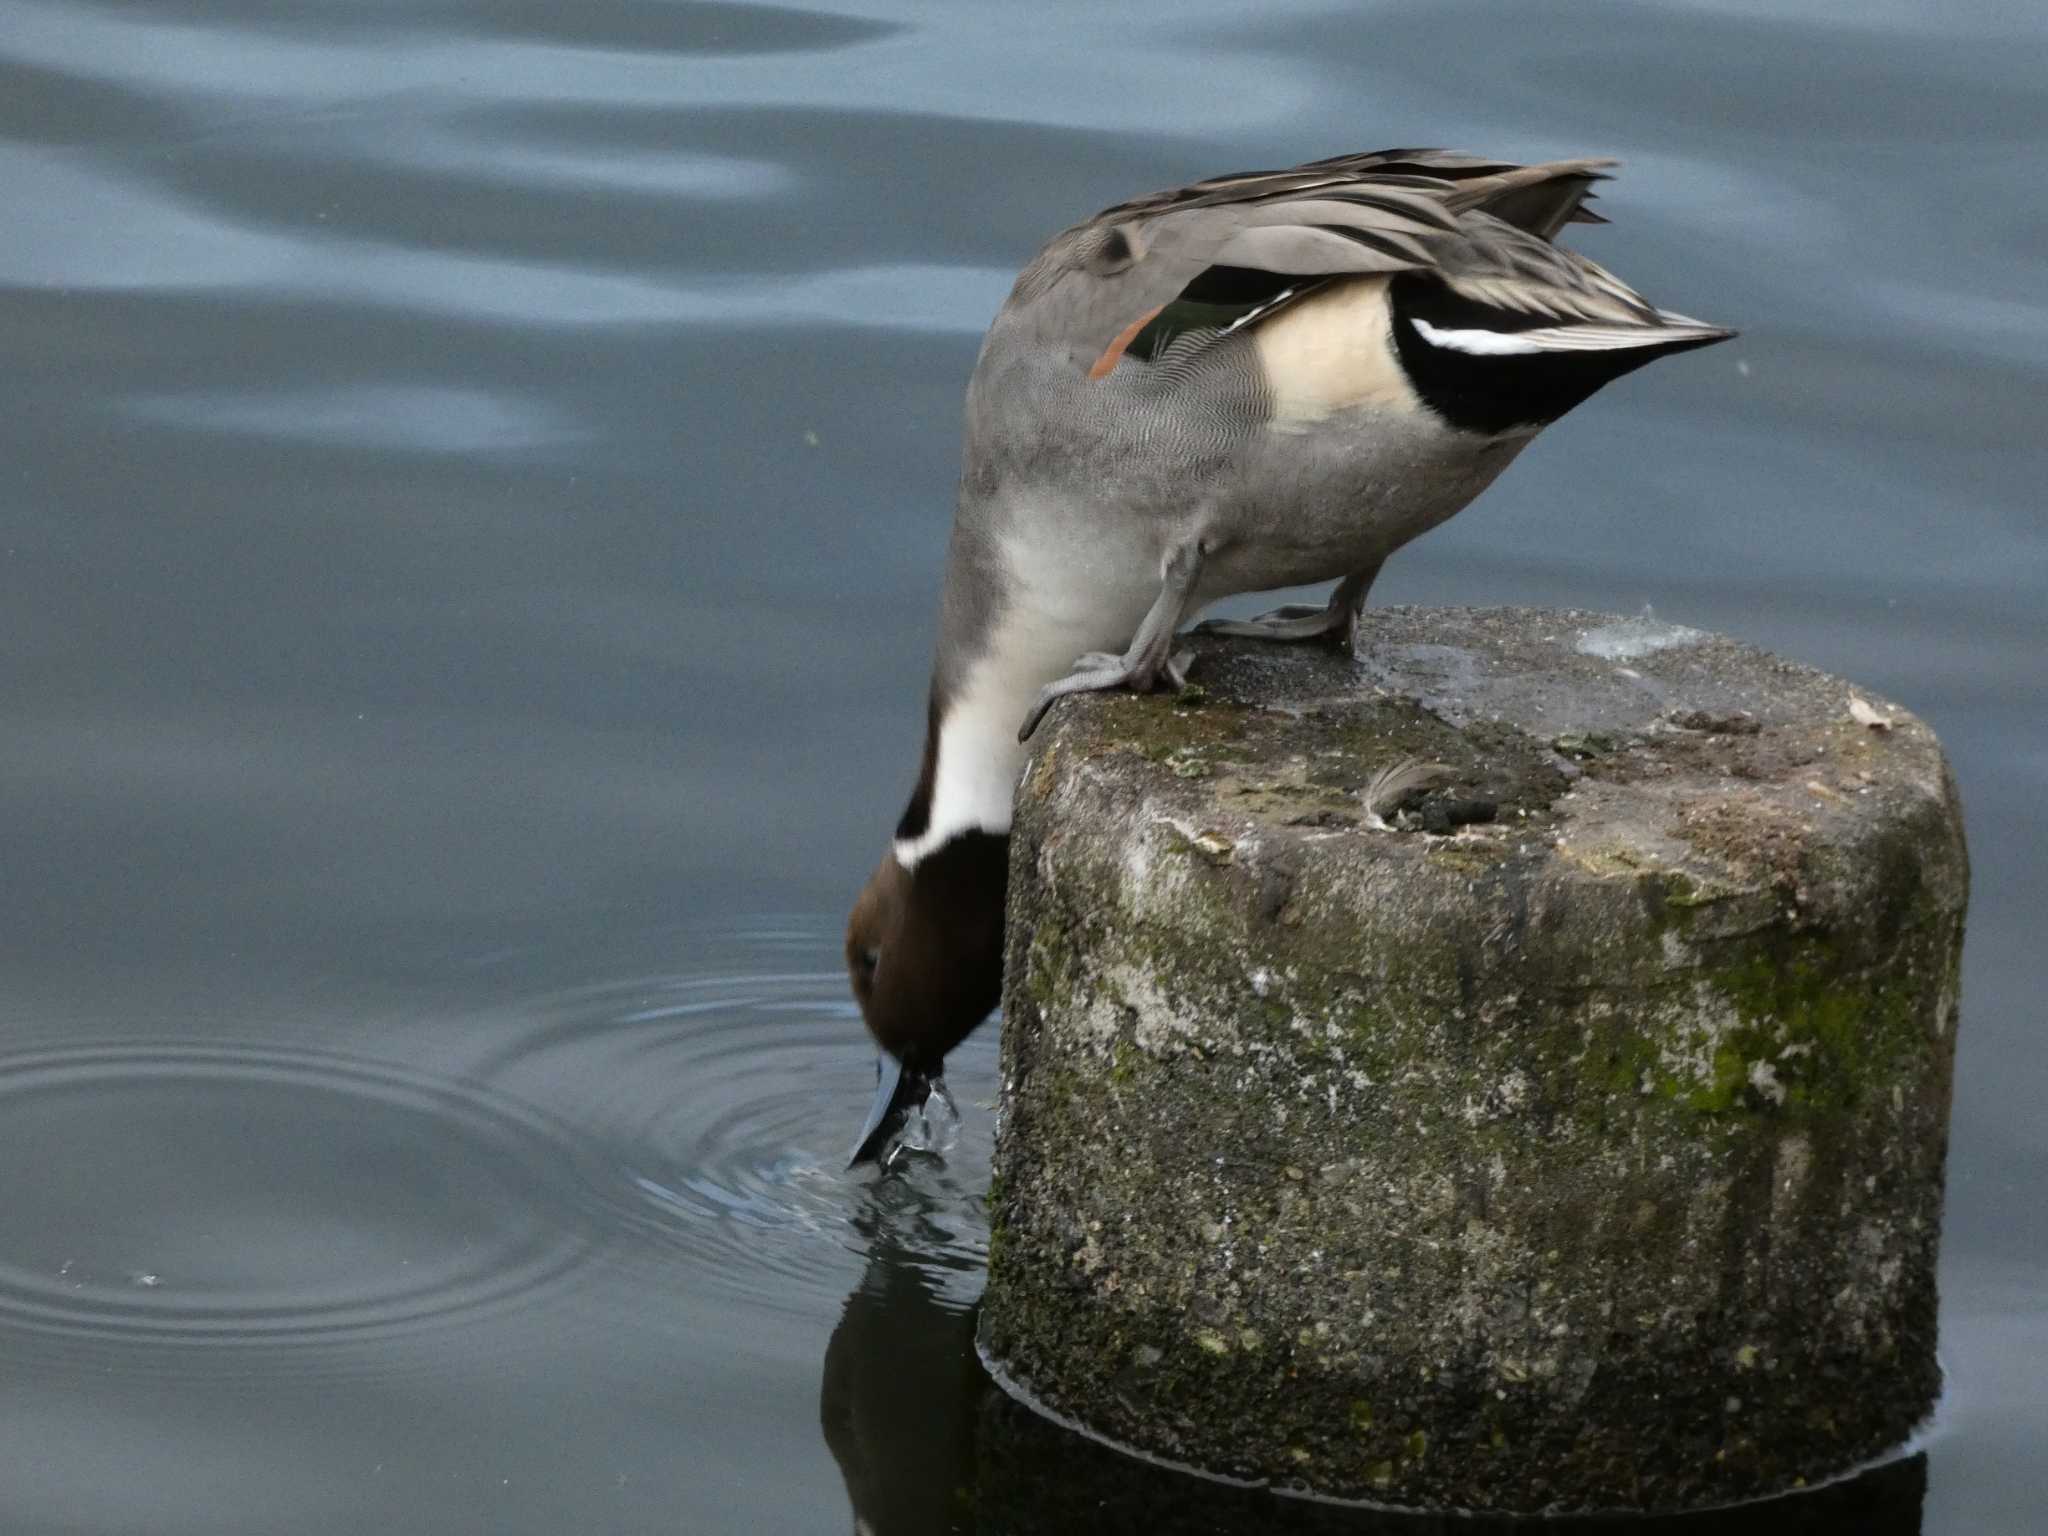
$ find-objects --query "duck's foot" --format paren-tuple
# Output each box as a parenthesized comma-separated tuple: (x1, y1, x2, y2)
(1199, 602, 1355, 645)
(1017, 645, 1195, 742)
(1193, 564, 1382, 658)
(1018, 536, 1207, 742)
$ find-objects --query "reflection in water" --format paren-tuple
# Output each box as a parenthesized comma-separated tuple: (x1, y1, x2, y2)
(824, 1174, 1927, 1536)
(821, 1177, 987, 1534)
(1, 0, 2040, 1520)
(977, 1392, 1926, 1536)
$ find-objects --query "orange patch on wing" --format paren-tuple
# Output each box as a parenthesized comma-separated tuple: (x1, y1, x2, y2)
(1087, 304, 1165, 380)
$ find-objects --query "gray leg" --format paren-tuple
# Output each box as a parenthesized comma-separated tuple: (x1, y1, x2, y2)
(1018, 540, 1205, 742)
(1195, 559, 1384, 657)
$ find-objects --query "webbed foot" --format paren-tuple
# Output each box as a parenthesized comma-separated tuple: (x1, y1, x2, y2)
(1192, 563, 1382, 658)
(1198, 602, 1354, 645)
(1018, 646, 1194, 742)
(1018, 537, 1208, 742)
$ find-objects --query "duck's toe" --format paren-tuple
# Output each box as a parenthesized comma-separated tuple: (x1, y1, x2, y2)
(1198, 600, 1357, 649)
(1018, 648, 1193, 742)
(1199, 602, 1324, 633)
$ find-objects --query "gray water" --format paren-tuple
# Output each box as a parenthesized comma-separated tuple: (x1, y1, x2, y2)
(1, 0, 2042, 1531)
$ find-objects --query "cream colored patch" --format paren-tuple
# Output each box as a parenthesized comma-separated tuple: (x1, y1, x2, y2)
(1252, 277, 1420, 427)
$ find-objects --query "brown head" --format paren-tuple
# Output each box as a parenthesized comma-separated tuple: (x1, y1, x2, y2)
(843, 830, 1008, 1167)
(844, 831, 1008, 1076)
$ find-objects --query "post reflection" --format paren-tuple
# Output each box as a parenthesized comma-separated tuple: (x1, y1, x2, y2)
(821, 1182, 1926, 1536)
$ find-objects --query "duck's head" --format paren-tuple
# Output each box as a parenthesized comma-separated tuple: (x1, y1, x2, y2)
(843, 831, 1007, 1167)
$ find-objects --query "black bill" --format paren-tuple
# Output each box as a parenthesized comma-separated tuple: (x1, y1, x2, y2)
(846, 1052, 932, 1169)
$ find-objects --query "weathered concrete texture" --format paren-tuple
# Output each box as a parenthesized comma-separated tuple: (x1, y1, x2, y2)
(980, 607, 1967, 1514)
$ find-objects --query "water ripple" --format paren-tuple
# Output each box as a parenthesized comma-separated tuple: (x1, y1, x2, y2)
(0, 1040, 603, 1361)
(120, 382, 592, 454)
(0, 924, 995, 1380)
(461, 930, 997, 1321)
(1, 144, 1012, 329)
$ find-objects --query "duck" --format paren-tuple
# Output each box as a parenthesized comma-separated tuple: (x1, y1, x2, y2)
(845, 147, 1732, 1165)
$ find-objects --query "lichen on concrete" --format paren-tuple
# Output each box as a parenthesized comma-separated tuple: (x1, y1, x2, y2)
(980, 606, 1967, 1514)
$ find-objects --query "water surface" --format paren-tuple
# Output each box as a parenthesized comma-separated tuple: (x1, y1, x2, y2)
(1, 0, 2042, 1530)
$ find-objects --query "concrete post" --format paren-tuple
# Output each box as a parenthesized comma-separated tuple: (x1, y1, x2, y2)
(980, 608, 1966, 1513)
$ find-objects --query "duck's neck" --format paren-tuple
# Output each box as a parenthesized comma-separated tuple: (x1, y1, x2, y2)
(867, 663, 1021, 1070)
(893, 529, 1104, 868)
(890, 662, 1033, 869)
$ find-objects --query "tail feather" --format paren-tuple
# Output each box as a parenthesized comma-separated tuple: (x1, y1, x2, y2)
(1441, 156, 1618, 239)
(1390, 269, 1734, 435)
(1411, 314, 1736, 356)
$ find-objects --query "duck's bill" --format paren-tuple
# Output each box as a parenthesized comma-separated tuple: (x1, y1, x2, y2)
(846, 1053, 932, 1169)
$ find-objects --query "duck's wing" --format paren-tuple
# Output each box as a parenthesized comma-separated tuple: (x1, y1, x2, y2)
(1131, 147, 1615, 238)
(1006, 149, 1620, 376)
(1417, 211, 1733, 349)
(1382, 211, 1734, 435)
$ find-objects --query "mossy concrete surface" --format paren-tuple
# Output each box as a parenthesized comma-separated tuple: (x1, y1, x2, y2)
(979, 607, 1967, 1514)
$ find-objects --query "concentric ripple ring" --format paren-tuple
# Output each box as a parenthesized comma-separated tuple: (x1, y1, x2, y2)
(459, 930, 998, 1322)
(0, 1041, 602, 1353)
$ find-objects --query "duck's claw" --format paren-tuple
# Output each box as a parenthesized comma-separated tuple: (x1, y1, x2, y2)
(1018, 536, 1209, 742)
(1018, 647, 1188, 742)
(1197, 603, 1342, 641)
(1192, 565, 1383, 658)
(1196, 598, 1360, 656)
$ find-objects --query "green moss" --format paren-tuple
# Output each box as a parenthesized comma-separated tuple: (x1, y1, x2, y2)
(985, 626, 1964, 1513)
(1660, 869, 1742, 909)
(1100, 691, 1253, 763)
(1095, 692, 1569, 837)
(986, 1171, 1011, 1268)
(1693, 945, 1924, 1114)
(1024, 742, 1062, 802)
(1588, 936, 1931, 1118)
(1552, 729, 1622, 759)
(1058, 797, 1933, 1149)
(1423, 841, 1513, 873)
(1109, 1038, 1138, 1085)
(1024, 916, 1084, 1017)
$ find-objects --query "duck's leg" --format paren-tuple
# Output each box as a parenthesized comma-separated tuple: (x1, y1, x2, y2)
(1018, 539, 1204, 742)
(1195, 558, 1384, 656)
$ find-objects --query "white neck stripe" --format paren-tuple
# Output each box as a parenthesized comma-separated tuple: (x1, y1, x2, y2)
(893, 691, 1027, 869)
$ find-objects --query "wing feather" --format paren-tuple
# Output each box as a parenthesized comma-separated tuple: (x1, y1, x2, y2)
(1213, 223, 1418, 276)
(1006, 148, 1694, 378)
